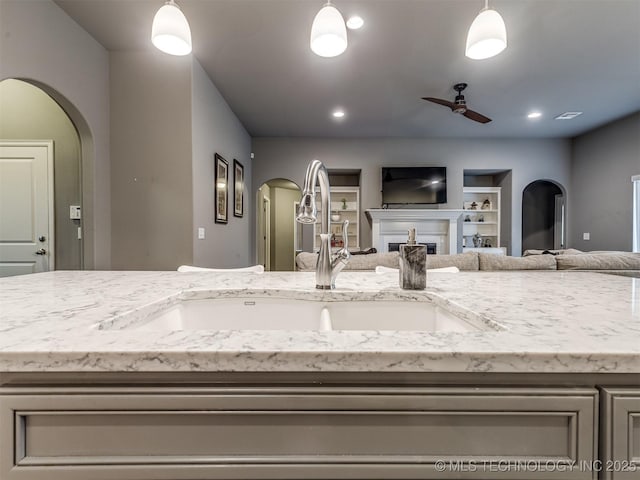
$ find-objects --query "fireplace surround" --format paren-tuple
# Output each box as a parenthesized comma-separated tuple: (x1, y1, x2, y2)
(366, 209, 463, 255)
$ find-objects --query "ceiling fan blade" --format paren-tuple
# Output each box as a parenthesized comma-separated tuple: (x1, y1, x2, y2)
(463, 109, 492, 124)
(422, 97, 455, 110)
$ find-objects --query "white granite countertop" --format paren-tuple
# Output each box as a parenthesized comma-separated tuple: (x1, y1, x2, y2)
(0, 270, 639, 373)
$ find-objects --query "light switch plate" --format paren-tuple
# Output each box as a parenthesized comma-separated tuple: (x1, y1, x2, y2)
(198, 227, 205, 239)
(69, 205, 81, 219)
(583, 232, 590, 240)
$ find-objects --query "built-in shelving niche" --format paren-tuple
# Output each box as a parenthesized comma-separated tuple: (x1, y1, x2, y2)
(312, 170, 362, 252)
(463, 169, 512, 255)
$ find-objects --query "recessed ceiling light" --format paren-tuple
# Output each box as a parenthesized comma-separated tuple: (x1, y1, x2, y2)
(332, 110, 346, 119)
(431, 180, 440, 185)
(346, 15, 364, 30)
(555, 112, 583, 120)
(527, 111, 542, 119)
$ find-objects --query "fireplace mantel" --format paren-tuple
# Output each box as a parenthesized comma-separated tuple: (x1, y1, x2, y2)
(365, 209, 463, 254)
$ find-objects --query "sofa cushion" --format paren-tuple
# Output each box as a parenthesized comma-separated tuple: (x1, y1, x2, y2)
(298, 252, 476, 271)
(479, 253, 557, 271)
(347, 252, 400, 270)
(523, 248, 583, 256)
(426, 252, 479, 271)
(555, 252, 640, 270)
(296, 251, 400, 271)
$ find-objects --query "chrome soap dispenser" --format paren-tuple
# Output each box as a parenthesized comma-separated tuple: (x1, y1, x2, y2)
(399, 228, 426, 290)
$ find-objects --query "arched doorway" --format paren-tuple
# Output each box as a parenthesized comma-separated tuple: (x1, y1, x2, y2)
(522, 180, 566, 254)
(0, 78, 87, 275)
(256, 179, 302, 271)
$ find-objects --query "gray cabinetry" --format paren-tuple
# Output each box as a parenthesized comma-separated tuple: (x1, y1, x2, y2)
(0, 386, 598, 480)
(601, 388, 640, 479)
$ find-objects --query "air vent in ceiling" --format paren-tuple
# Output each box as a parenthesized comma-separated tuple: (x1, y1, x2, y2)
(555, 112, 583, 120)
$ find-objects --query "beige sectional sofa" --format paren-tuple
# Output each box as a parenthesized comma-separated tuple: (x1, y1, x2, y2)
(295, 250, 640, 272)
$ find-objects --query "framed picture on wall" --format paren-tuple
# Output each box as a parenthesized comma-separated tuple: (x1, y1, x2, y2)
(233, 159, 244, 218)
(214, 153, 228, 224)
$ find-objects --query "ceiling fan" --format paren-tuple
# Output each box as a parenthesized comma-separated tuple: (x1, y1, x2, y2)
(422, 83, 492, 124)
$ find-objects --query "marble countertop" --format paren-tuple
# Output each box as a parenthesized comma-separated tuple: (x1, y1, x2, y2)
(1, 270, 639, 373)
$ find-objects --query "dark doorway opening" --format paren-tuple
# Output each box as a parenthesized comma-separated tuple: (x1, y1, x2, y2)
(522, 180, 565, 254)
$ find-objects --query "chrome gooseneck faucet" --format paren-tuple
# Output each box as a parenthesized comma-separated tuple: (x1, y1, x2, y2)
(296, 159, 351, 289)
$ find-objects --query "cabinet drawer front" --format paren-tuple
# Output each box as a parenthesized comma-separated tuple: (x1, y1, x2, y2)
(1, 387, 597, 479)
(601, 388, 640, 480)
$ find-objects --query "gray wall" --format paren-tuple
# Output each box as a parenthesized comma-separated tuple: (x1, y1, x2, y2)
(110, 52, 193, 270)
(570, 112, 640, 251)
(252, 137, 571, 257)
(496, 171, 513, 252)
(191, 60, 252, 268)
(0, 79, 82, 270)
(0, 0, 111, 269)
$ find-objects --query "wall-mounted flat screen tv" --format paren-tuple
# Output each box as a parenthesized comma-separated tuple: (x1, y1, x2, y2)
(381, 167, 447, 205)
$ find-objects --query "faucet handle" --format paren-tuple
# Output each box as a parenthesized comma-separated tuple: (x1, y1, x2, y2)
(341, 220, 350, 249)
(330, 220, 352, 286)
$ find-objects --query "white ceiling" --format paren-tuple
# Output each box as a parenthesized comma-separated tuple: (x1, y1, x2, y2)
(55, 0, 640, 138)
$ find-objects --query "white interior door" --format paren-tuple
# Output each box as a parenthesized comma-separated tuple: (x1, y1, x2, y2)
(0, 141, 54, 276)
(554, 194, 566, 250)
(263, 197, 271, 271)
(293, 201, 302, 269)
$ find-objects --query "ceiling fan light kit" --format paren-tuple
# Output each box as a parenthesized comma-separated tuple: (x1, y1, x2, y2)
(310, 1, 348, 58)
(465, 0, 507, 60)
(151, 0, 192, 56)
(422, 83, 492, 124)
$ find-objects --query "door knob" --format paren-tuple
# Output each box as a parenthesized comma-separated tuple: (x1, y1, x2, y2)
(35, 249, 47, 255)
(38, 236, 46, 242)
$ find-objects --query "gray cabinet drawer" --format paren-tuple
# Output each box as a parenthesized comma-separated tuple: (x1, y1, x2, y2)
(0, 386, 598, 479)
(601, 388, 640, 480)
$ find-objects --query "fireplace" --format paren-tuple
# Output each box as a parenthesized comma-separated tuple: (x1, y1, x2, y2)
(388, 242, 437, 254)
(366, 209, 463, 255)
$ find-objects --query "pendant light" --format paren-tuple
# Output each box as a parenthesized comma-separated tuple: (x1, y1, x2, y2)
(310, 1, 348, 58)
(152, 0, 192, 56)
(465, 0, 507, 60)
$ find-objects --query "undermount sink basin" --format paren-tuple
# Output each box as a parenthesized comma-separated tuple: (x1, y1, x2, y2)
(125, 298, 486, 332)
(137, 298, 331, 331)
(327, 301, 475, 331)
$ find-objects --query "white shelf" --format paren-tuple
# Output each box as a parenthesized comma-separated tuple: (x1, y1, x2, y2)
(463, 247, 507, 255)
(318, 209, 358, 213)
(316, 221, 356, 225)
(464, 221, 497, 225)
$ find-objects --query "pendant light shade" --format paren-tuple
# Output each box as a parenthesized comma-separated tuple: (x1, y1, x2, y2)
(465, 2, 507, 60)
(152, 0, 192, 56)
(310, 2, 348, 58)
